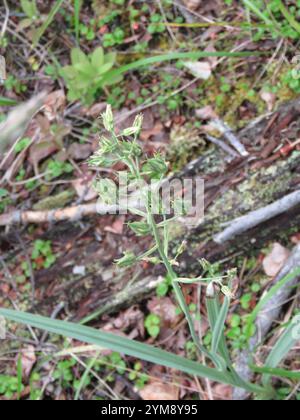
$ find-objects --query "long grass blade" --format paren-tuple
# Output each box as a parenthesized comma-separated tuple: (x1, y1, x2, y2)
(211, 296, 230, 355)
(0, 97, 18, 106)
(33, 0, 65, 46)
(277, 0, 300, 35)
(262, 317, 300, 386)
(0, 308, 243, 388)
(245, 268, 300, 340)
(241, 0, 273, 25)
(101, 51, 263, 85)
(74, 0, 82, 42)
(251, 365, 300, 381)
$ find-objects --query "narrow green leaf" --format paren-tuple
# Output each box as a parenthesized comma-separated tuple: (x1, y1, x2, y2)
(242, 0, 273, 25)
(101, 51, 263, 85)
(262, 317, 299, 386)
(17, 354, 22, 400)
(245, 268, 300, 340)
(0, 97, 19, 106)
(33, 0, 65, 46)
(277, 0, 300, 35)
(212, 296, 230, 355)
(251, 365, 300, 381)
(74, 0, 82, 42)
(0, 308, 240, 388)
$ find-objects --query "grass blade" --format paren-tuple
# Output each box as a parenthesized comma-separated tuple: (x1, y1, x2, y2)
(211, 296, 230, 355)
(33, 0, 65, 46)
(0, 97, 18, 106)
(101, 51, 263, 85)
(245, 268, 300, 340)
(74, 0, 82, 42)
(0, 307, 243, 388)
(17, 354, 22, 400)
(262, 318, 299, 386)
(251, 365, 300, 381)
(277, 0, 300, 35)
(241, 0, 273, 26)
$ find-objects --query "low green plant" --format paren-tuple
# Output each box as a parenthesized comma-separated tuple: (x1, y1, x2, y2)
(32, 239, 56, 269)
(19, 0, 40, 30)
(60, 47, 120, 105)
(0, 374, 24, 399)
(243, 0, 300, 40)
(103, 28, 125, 47)
(128, 362, 149, 389)
(14, 137, 31, 153)
(148, 14, 165, 34)
(53, 359, 76, 386)
(1, 107, 300, 399)
(46, 159, 73, 180)
(145, 314, 161, 338)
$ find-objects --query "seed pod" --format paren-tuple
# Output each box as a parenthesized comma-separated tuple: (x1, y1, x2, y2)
(102, 105, 114, 132)
(116, 251, 137, 268)
(128, 221, 151, 236)
(122, 126, 140, 137)
(206, 282, 216, 299)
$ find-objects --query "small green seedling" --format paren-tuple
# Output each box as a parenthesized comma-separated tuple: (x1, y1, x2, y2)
(60, 47, 120, 105)
(144, 314, 161, 338)
(32, 239, 56, 269)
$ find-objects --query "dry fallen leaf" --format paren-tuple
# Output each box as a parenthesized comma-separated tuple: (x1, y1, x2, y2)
(263, 242, 290, 277)
(140, 381, 179, 400)
(260, 91, 276, 112)
(72, 177, 98, 202)
(43, 90, 66, 121)
(182, 0, 202, 10)
(147, 297, 178, 324)
(196, 105, 217, 120)
(21, 346, 36, 378)
(29, 141, 59, 166)
(183, 61, 212, 80)
(104, 216, 125, 235)
(68, 143, 92, 160)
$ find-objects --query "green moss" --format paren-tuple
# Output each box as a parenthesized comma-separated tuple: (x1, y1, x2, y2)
(168, 124, 207, 171)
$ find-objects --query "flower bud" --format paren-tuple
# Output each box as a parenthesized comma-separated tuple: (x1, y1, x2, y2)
(128, 221, 151, 236)
(116, 251, 137, 268)
(102, 105, 114, 132)
(133, 114, 143, 131)
(122, 126, 140, 137)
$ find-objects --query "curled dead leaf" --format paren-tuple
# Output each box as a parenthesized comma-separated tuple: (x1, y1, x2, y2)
(262, 242, 290, 277)
(140, 381, 179, 400)
(182, 0, 202, 10)
(43, 90, 66, 121)
(21, 345, 36, 378)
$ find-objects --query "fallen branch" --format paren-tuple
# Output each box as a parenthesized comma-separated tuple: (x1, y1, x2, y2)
(214, 190, 300, 244)
(0, 203, 98, 225)
(233, 243, 300, 400)
(211, 118, 249, 157)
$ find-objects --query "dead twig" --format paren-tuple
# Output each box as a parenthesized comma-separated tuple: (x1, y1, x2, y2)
(214, 190, 300, 244)
(0, 0, 9, 39)
(0, 203, 99, 226)
(211, 118, 249, 157)
(206, 134, 239, 160)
